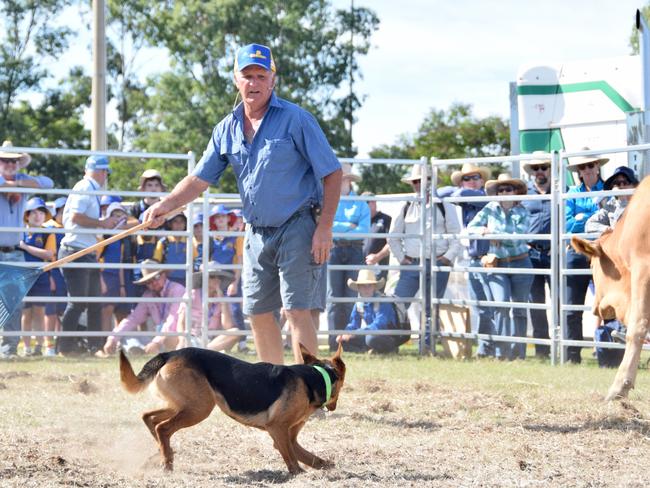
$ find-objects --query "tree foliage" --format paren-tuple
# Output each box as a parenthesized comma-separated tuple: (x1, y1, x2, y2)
(104, 0, 379, 192)
(359, 103, 509, 193)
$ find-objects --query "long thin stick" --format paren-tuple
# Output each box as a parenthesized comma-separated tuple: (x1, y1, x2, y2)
(42, 207, 184, 273)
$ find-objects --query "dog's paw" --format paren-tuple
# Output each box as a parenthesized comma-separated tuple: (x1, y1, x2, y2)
(162, 461, 174, 472)
(313, 458, 334, 470)
(288, 465, 305, 475)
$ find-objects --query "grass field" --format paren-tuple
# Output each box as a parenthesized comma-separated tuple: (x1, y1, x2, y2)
(1, 350, 649, 487)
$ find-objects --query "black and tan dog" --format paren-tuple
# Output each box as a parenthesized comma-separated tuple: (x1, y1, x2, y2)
(119, 343, 345, 474)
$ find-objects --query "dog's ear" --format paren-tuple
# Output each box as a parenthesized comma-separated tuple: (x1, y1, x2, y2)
(331, 341, 345, 371)
(299, 343, 318, 364)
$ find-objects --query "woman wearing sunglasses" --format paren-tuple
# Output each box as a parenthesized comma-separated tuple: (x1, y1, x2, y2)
(565, 149, 609, 364)
(467, 173, 533, 360)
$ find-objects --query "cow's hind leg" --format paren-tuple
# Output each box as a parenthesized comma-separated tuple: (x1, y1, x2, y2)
(606, 272, 650, 400)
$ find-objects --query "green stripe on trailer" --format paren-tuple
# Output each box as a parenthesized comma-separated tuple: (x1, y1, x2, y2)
(520, 128, 565, 153)
(517, 81, 638, 113)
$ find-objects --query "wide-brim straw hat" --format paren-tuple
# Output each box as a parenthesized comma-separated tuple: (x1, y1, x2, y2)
(566, 147, 610, 171)
(133, 259, 164, 285)
(347, 269, 385, 291)
(401, 163, 429, 183)
(521, 151, 552, 175)
(0, 140, 31, 169)
(341, 162, 361, 182)
(484, 173, 528, 196)
(139, 168, 167, 191)
(450, 163, 491, 186)
(192, 262, 235, 289)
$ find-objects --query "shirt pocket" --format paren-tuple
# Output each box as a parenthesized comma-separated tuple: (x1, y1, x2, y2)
(259, 137, 301, 173)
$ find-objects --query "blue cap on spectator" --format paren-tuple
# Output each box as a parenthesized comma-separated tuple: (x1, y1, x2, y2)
(100, 194, 122, 206)
(85, 155, 111, 173)
(24, 197, 52, 221)
(211, 204, 229, 216)
(234, 43, 276, 73)
(53, 197, 67, 210)
(604, 166, 639, 190)
(193, 213, 204, 226)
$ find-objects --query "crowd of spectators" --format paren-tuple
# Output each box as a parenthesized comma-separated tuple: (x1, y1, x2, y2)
(0, 140, 642, 363)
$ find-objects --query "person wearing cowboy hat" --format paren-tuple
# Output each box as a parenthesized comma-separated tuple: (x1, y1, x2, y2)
(467, 173, 533, 360)
(387, 163, 462, 349)
(96, 259, 186, 357)
(57, 154, 122, 356)
(18, 197, 56, 356)
(167, 262, 241, 353)
(336, 269, 400, 354)
(440, 162, 495, 357)
(130, 169, 167, 221)
(327, 162, 371, 351)
(0, 141, 54, 358)
(141, 42, 342, 366)
(520, 151, 553, 359)
(564, 148, 609, 364)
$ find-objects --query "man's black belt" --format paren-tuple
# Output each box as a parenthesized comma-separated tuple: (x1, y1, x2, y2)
(334, 239, 363, 248)
(0, 246, 19, 253)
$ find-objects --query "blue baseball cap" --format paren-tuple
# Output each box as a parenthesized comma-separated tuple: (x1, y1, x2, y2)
(100, 194, 122, 206)
(234, 43, 276, 73)
(211, 204, 229, 216)
(85, 155, 111, 173)
(53, 197, 67, 210)
(192, 213, 205, 226)
(24, 197, 52, 221)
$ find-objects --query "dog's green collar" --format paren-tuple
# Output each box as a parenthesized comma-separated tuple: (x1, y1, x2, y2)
(313, 365, 332, 405)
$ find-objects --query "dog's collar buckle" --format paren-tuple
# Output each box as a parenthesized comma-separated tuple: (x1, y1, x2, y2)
(312, 365, 332, 406)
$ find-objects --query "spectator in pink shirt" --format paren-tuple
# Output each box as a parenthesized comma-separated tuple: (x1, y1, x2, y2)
(95, 259, 185, 357)
(174, 262, 240, 352)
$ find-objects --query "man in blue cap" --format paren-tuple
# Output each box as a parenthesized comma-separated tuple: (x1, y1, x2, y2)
(143, 43, 342, 364)
(0, 141, 53, 358)
(57, 155, 121, 355)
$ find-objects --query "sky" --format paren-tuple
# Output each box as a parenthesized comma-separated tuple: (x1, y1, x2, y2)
(332, 0, 645, 156)
(48, 1, 646, 157)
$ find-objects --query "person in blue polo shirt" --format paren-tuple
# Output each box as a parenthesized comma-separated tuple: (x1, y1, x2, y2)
(57, 155, 121, 356)
(143, 43, 342, 365)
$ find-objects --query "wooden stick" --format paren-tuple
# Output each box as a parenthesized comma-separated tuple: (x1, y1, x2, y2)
(42, 207, 185, 273)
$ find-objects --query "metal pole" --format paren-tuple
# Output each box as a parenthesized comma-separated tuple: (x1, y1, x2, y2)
(418, 157, 428, 354)
(91, 0, 107, 151)
(558, 149, 567, 364)
(550, 151, 560, 366)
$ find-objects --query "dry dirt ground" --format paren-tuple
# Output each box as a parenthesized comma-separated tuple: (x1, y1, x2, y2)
(0, 353, 649, 487)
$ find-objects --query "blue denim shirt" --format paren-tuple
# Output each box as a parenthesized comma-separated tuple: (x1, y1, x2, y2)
(345, 293, 397, 331)
(521, 180, 551, 250)
(332, 191, 370, 241)
(0, 173, 54, 246)
(193, 92, 341, 227)
(565, 180, 604, 233)
(448, 186, 489, 258)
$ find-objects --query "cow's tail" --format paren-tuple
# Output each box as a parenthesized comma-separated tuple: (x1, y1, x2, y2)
(119, 349, 168, 394)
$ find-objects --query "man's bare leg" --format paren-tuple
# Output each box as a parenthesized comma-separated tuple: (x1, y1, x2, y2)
(250, 311, 284, 364)
(285, 308, 318, 363)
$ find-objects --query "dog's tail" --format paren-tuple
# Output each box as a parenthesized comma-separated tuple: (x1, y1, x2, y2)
(119, 349, 168, 394)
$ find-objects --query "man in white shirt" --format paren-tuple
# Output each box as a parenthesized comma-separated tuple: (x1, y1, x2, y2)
(388, 164, 462, 347)
(57, 155, 120, 356)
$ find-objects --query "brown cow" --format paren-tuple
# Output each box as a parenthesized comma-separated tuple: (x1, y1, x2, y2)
(571, 175, 650, 400)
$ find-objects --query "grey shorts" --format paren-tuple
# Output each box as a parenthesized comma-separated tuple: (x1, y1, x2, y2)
(243, 208, 324, 315)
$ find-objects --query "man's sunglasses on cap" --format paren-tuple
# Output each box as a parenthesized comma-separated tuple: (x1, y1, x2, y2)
(530, 164, 549, 172)
(462, 174, 482, 182)
(497, 185, 515, 193)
